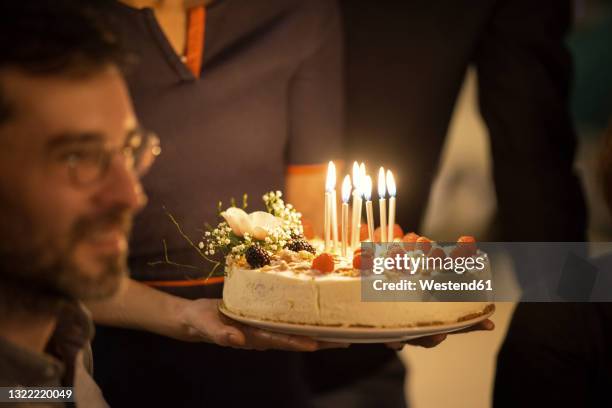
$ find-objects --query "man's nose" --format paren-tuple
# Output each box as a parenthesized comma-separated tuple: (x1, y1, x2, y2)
(94, 155, 147, 211)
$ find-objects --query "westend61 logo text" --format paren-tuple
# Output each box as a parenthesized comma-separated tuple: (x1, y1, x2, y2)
(372, 254, 487, 275)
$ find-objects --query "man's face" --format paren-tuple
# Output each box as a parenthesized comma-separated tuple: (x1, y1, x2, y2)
(0, 66, 146, 302)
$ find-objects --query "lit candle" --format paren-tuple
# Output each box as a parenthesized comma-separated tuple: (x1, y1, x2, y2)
(341, 175, 351, 257)
(350, 162, 362, 248)
(364, 175, 375, 242)
(386, 170, 396, 242)
(358, 162, 367, 245)
(324, 162, 334, 251)
(378, 167, 387, 243)
(328, 162, 339, 252)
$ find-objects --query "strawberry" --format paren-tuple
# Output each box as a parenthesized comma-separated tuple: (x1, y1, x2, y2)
(390, 224, 404, 240)
(402, 232, 420, 251)
(428, 247, 447, 261)
(312, 253, 335, 273)
(386, 243, 406, 259)
(457, 235, 477, 256)
(352, 253, 373, 270)
(359, 223, 369, 241)
(416, 236, 432, 254)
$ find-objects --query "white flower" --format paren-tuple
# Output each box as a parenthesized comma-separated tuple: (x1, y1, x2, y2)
(220, 207, 282, 240)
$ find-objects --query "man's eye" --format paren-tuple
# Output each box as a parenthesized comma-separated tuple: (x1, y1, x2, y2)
(59, 149, 104, 164)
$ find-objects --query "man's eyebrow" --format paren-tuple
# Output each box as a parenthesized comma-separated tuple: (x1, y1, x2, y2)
(45, 132, 105, 150)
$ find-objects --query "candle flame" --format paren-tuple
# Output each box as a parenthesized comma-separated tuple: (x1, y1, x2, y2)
(359, 162, 366, 182)
(386, 170, 396, 197)
(378, 167, 386, 198)
(363, 175, 372, 201)
(325, 161, 336, 192)
(342, 175, 352, 203)
(352, 162, 360, 189)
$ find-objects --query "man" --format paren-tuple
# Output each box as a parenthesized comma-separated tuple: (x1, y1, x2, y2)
(0, 2, 148, 406)
(0, 2, 332, 406)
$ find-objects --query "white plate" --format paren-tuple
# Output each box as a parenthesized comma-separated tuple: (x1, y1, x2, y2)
(219, 304, 495, 343)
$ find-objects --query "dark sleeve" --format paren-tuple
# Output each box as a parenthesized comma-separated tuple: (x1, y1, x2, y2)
(475, 0, 587, 241)
(286, 0, 345, 165)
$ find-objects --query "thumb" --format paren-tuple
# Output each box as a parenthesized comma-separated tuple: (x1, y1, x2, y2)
(185, 301, 246, 346)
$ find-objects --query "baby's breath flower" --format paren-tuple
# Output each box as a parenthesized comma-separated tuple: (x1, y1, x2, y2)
(198, 190, 305, 271)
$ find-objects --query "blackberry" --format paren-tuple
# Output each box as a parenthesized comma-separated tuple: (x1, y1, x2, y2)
(245, 245, 271, 268)
(285, 239, 316, 254)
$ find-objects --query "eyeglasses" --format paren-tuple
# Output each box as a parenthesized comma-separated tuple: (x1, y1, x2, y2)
(66, 127, 161, 187)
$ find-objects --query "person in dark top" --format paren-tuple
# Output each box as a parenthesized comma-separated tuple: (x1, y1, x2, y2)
(90, 1, 494, 407)
(494, 124, 612, 407)
(0, 3, 327, 407)
(92, 1, 349, 407)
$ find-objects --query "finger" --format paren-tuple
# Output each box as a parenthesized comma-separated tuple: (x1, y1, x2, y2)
(404, 333, 447, 348)
(450, 319, 495, 335)
(385, 342, 405, 351)
(316, 341, 351, 350)
(245, 327, 320, 351)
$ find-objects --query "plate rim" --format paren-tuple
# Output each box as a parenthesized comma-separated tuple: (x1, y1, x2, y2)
(218, 302, 495, 339)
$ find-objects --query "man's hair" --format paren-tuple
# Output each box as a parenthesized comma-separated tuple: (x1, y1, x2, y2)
(599, 122, 612, 215)
(0, 0, 125, 124)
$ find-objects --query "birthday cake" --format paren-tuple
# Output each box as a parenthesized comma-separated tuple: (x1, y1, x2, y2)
(208, 191, 493, 328)
(187, 188, 493, 328)
(222, 239, 494, 328)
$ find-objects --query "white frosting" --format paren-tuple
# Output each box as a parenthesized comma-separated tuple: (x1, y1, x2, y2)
(223, 258, 493, 328)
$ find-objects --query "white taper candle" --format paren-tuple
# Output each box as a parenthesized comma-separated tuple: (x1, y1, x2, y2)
(341, 175, 351, 257)
(378, 167, 387, 243)
(364, 175, 374, 242)
(387, 170, 396, 242)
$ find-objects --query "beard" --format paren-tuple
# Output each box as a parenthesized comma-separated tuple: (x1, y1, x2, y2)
(0, 205, 132, 316)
